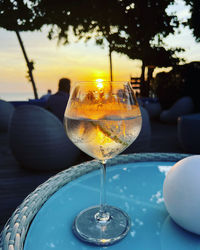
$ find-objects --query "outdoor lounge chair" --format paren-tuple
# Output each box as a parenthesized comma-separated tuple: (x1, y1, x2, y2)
(0, 99, 15, 132)
(123, 106, 151, 153)
(160, 96, 195, 123)
(177, 113, 200, 154)
(9, 105, 82, 171)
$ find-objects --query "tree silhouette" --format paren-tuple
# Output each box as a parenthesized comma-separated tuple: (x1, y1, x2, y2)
(0, 0, 43, 99)
(32, 0, 125, 81)
(0, 0, 185, 95)
(38, 0, 183, 85)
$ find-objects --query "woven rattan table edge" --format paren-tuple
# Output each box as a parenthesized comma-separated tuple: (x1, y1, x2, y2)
(0, 152, 191, 250)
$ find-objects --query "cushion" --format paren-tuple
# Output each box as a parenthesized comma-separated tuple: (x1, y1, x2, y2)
(160, 96, 195, 123)
(0, 99, 15, 132)
(177, 113, 200, 154)
(9, 105, 81, 171)
(123, 106, 151, 153)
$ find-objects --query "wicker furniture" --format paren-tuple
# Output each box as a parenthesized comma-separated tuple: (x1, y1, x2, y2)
(0, 153, 190, 250)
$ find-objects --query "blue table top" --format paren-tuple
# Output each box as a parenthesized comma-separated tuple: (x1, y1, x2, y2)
(24, 161, 200, 250)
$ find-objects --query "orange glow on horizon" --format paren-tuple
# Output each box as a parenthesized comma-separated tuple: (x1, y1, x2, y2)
(92, 71, 108, 82)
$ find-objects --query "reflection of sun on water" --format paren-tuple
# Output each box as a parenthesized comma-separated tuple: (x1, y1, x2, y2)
(96, 79, 104, 89)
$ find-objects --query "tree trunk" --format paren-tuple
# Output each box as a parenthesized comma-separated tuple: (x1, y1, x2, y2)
(140, 60, 149, 97)
(16, 30, 38, 99)
(146, 66, 155, 97)
(109, 44, 113, 82)
(140, 60, 145, 83)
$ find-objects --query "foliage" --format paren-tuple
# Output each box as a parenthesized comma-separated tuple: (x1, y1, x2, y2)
(184, 0, 200, 42)
(0, 0, 188, 80)
(155, 62, 200, 110)
(154, 71, 183, 109)
(115, 0, 182, 64)
(0, 0, 39, 31)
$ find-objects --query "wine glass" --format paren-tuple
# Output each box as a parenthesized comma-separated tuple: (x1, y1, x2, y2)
(64, 81, 142, 246)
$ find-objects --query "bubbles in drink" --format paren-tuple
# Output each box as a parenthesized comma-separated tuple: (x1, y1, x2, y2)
(64, 116, 142, 161)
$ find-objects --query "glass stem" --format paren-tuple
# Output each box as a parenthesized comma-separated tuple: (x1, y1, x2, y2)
(95, 160, 110, 223)
(100, 160, 107, 213)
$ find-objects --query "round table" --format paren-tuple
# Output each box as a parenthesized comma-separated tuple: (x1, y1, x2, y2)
(2, 153, 200, 250)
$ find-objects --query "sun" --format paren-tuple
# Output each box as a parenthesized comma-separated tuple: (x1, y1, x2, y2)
(95, 79, 104, 89)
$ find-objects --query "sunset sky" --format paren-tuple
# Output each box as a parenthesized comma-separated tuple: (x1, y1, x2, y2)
(0, 0, 200, 100)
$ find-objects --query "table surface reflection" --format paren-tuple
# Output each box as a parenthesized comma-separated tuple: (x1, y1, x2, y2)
(24, 161, 200, 250)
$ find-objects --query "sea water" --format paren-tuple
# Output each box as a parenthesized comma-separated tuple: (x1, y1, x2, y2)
(0, 92, 45, 101)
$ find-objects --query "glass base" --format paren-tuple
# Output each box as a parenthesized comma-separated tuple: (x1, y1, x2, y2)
(72, 205, 131, 246)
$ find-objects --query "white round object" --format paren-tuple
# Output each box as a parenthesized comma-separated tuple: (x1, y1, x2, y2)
(163, 155, 200, 235)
